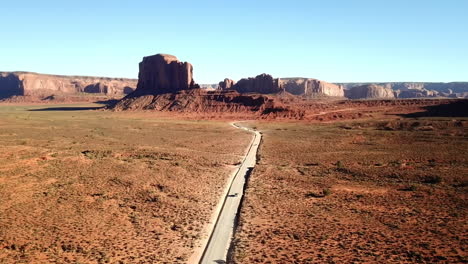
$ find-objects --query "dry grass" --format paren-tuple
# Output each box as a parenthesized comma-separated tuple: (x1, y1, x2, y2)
(231, 118, 468, 263)
(0, 104, 251, 263)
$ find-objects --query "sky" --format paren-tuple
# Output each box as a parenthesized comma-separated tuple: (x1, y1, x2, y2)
(1, 0, 467, 83)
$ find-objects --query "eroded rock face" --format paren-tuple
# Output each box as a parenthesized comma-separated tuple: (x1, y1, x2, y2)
(135, 54, 197, 94)
(0, 72, 136, 99)
(345, 84, 395, 99)
(218, 78, 236, 90)
(231, 74, 282, 94)
(280, 78, 344, 97)
(113, 89, 304, 118)
(338, 82, 468, 95)
(396, 89, 439, 98)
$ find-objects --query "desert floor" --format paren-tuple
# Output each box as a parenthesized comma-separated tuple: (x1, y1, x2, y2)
(230, 115, 467, 263)
(1, 102, 467, 264)
(0, 103, 251, 264)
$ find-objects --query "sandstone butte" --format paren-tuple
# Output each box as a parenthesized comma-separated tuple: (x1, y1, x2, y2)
(0, 71, 137, 99)
(230, 74, 283, 94)
(133, 53, 198, 95)
(218, 78, 235, 90)
(345, 84, 395, 99)
(112, 54, 304, 118)
(280, 78, 345, 97)
(217, 75, 345, 97)
(112, 53, 468, 119)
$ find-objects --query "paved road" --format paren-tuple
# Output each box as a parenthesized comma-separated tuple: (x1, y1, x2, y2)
(199, 122, 261, 264)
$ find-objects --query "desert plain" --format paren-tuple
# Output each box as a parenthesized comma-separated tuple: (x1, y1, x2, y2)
(231, 108, 467, 263)
(0, 50, 467, 264)
(0, 99, 466, 264)
(0, 103, 251, 263)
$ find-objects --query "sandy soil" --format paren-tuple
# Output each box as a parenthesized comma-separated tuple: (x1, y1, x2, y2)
(1, 99, 467, 263)
(230, 110, 467, 263)
(0, 104, 251, 264)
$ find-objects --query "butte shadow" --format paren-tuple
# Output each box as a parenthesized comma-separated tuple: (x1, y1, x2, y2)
(28, 106, 104, 111)
(399, 99, 468, 118)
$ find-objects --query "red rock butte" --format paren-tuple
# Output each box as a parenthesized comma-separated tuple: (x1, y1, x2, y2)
(135, 53, 197, 94)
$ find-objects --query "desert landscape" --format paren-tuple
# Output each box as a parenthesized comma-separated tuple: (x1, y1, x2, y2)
(1, 53, 466, 264)
(230, 111, 467, 263)
(2, 1, 468, 263)
(0, 103, 253, 263)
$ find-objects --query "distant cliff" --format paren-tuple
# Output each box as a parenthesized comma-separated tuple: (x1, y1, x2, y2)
(280, 78, 344, 97)
(217, 76, 345, 97)
(338, 82, 468, 94)
(338, 82, 468, 99)
(0, 72, 137, 99)
(229, 74, 282, 94)
(345, 84, 395, 99)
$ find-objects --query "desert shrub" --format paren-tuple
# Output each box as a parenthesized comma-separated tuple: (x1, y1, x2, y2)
(423, 175, 442, 184)
(297, 167, 310, 175)
(306, 188, 332, 198)
(82, 150, 112, 159)
(336, 161, 344, 169)
(305, 192, 322, 198)
(401, 185, 417, 191)
(428, 159, 437, 167)
(454, 180, 468, 188)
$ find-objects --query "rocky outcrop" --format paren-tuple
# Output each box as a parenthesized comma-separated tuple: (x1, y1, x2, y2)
(218, 78, 235, 90)
(134, 54, 197, 95)
(113, 89, 304, 118)
(280, 78, 344, 97)
(231, 74, 282, 94)
(345, 84, 395, 99)
(0, 72, 136, 99)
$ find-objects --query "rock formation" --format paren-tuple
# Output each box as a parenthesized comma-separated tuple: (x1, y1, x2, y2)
(113, 55, 301, 118)
(280, 78, 344, 97)
(199, 84, 218, 90)
(218, 78, 236, 90)
(339, 82, 468, 98)
(224, 76, 344, 97)
(345, 84, 395, 99)
(230, 74, 283, 94)
(134, 54, 197, 95)
(0, 72, 136, 99)
(113, 89, 303, 118)
(396, 89, 439, 98)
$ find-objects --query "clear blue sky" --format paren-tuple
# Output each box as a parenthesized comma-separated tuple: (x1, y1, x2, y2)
(1, 0, 467, 83)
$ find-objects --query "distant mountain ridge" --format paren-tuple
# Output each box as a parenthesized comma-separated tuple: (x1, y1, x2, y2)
(337, 82, 468, 93)
(2, 70, 467, 100)
(0, 71, 137, 99)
